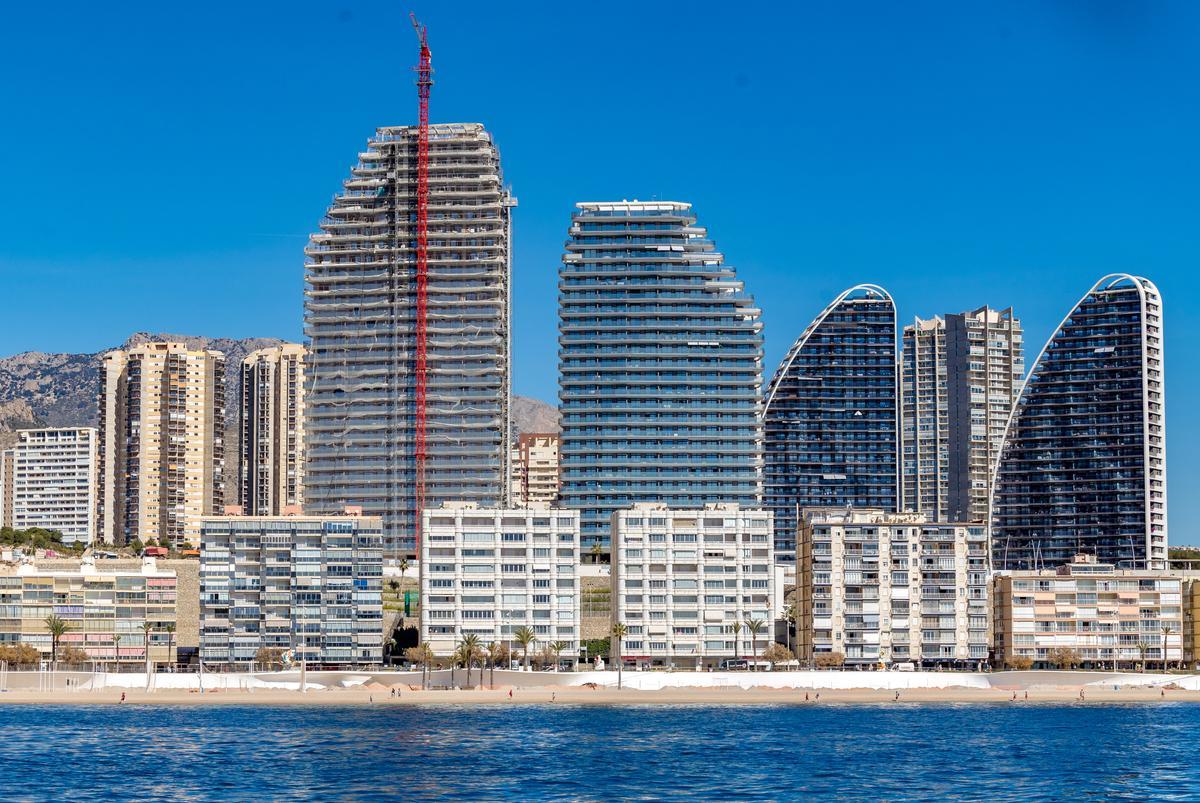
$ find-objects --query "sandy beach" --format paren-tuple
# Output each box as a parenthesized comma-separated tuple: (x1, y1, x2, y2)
(3, 683, 1198, 707)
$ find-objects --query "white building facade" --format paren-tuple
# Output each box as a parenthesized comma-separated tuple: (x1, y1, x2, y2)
(611, 504, 774, 669)
(420, 503, 581, 663)
(11, 428, 98, 544)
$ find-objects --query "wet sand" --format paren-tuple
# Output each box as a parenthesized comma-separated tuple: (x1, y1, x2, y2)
(2, 684, 1197, 706)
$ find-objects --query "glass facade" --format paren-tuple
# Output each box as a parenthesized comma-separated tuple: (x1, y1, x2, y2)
(763, 285, 899, 562)
(557, 201, 763, 559)
(303, 124, 513, 558)
(991, 274, 1166, 570)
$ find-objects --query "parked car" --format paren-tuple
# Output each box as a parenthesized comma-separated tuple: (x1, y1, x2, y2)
(892, 662, 916, 672)
(718, 659, 749, 671)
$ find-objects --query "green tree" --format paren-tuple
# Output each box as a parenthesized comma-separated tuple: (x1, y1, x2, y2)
(142, 621, 155, 677)
(590, 543, 602, 564)
(404, 644, 433, 689)
(164, 623, 176, 669)
(1137, 641, 1151, 673)
(611, 622, 628, 690)
(514, 626, 537, 672)
(731, 620, 742, 664)
(459, 633, 482, 687)
(745, 618, 766, 671)
(44, 614, 70, 667)
(1162, 625, 1175, 671)
(549, 640, 569, 672)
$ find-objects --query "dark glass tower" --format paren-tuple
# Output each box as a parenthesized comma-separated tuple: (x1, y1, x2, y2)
(991, 274, 1166, 570)
(763, 285, 900, 562)
(557, 201, 763, 559)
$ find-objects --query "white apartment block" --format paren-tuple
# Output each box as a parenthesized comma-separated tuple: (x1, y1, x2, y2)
(420, 503, 581, 663)
(611, 504, 774, 669)
(798, 508, 990, 668)
(10, 428, 98, 544)
(994, 554, 1183, 669)
(510, 433, 560, 506)
(239, 344, 306, 516)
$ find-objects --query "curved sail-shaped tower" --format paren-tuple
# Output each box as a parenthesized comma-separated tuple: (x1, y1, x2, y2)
(991, 274, 1166, 570)
(303, 123, 514, 558)
(764, 285, 900, 561)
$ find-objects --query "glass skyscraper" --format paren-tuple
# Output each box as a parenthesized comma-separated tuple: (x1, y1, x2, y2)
(557, 201, 763, 559)
(991, 274, 1166, 570)
(763, 284, 899, 562)
(304, 123, 514, 558)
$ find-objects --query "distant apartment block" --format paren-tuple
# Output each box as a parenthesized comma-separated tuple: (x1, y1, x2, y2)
(797, 508, 990, 668)
(611, 504, 774, 669)
(0, 449, 13, 528)
(992, 275, 1166, 571)
(1184, 577, 1200, 668)
(0, 556, 178, 665)
(420, 503, 581, 662)
(558, 201, 763, 558)
(993, 554, 1182, 669)
(510, 433, 560, 506)
(98, 341, 226, 547)
(9, 428, 98, 544)
(901, 307, 1022, 521)
(764, 285, 899, 563)
(199, 511, 384, 667)
(239, 344, 306, 516)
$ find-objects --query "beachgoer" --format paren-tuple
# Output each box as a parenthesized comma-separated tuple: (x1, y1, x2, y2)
(120, 692, 125, 703)
(551, 692, 556, 703)
(1024, 691, 1028, 701)
(894, 691, 900, 701)
(508, 689, 513, 699)
(1161, 688, 1165, 698)
(804, 692, 809, 701)
(1011, 692, 1017, 701)
(815, 693, 820, 701)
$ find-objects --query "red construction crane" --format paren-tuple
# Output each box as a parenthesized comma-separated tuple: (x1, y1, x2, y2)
(411, 13, 432, 556)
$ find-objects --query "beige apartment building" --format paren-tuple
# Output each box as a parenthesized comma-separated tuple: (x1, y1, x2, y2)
(239, 344, 306, 516)
(0, 556, 179, 666)
(993, 554, 1183, 669)
(510, 433, 560, 506)
(98, 341, 226, 547)
(797, 508, 990, 668)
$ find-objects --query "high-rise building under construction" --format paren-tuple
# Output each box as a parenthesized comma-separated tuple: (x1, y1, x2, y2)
(303, 123, 514, 557)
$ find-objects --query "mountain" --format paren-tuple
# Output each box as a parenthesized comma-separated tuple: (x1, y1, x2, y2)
(0, 333, 560, 454)
(512, 396, 559, 435)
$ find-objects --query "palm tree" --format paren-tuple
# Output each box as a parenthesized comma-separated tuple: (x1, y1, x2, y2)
(489, 641, 501, 687)
(611, 622, 628, 690)
(731, 620, 742, 666)
(1161, 625, 1174, 672)
(549, 641, 569, 672)
(514, 626, 537, 672)
(164, 623, 176, 670)
(142, 621, 155, 678)
(590, 543, 602, 564)
(459, 633, 482, 687)
(745, 618, 766, 672)
(783, 604, 797, 659)
(43, 615, 70, 668)
(1137, 640, 1150, 673)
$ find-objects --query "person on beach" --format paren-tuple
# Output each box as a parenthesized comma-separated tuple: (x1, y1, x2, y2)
(1024, 691, 1028, 701)
(1079, 689, 1085, 701)
(1011, 692, 1017, 701)
(894, 691, 900, 701)
(805, 692, 809, 701)
(120, 692, 125, 704)
(551, 692, 556, 703)
(814, 693, 820, 701)
(508, 689, 513, 699)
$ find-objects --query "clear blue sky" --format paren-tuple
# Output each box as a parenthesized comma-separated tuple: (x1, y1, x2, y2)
(1, 2, 1197, 540)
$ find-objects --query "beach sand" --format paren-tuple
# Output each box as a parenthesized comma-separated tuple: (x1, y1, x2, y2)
(2, 684, 1197, 706)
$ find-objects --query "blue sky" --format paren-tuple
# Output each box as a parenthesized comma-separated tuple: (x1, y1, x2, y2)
(1, 2, 1197, 540)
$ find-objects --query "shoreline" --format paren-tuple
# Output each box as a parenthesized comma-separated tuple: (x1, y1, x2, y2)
(2, 685, 1197, 707)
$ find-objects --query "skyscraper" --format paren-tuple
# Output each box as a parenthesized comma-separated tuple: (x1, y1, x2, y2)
(558, 201, 763, 558)
(98, 341, 226, 547)
(239, 344, 306, 516)
(304, 123, 514, 557)
(763, 285, 899, 562)
(991, 274, 1166, 570)
(901, 307, 1023, 521)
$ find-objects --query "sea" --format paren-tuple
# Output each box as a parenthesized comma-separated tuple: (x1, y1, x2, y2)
(1, 703, 1196, 801)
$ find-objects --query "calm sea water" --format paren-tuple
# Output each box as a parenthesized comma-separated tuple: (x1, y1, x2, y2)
(0, 703, 1197, 801)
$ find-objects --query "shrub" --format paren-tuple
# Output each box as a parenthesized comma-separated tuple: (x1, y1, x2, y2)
(1047, 647, 1081, 670)
(1006, 656, 1034, 671)
(761, 643, 794, 666)
(814, 651, 845, 669)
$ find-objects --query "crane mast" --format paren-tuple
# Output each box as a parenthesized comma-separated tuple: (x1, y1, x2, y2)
(411, 13, 432, 556)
